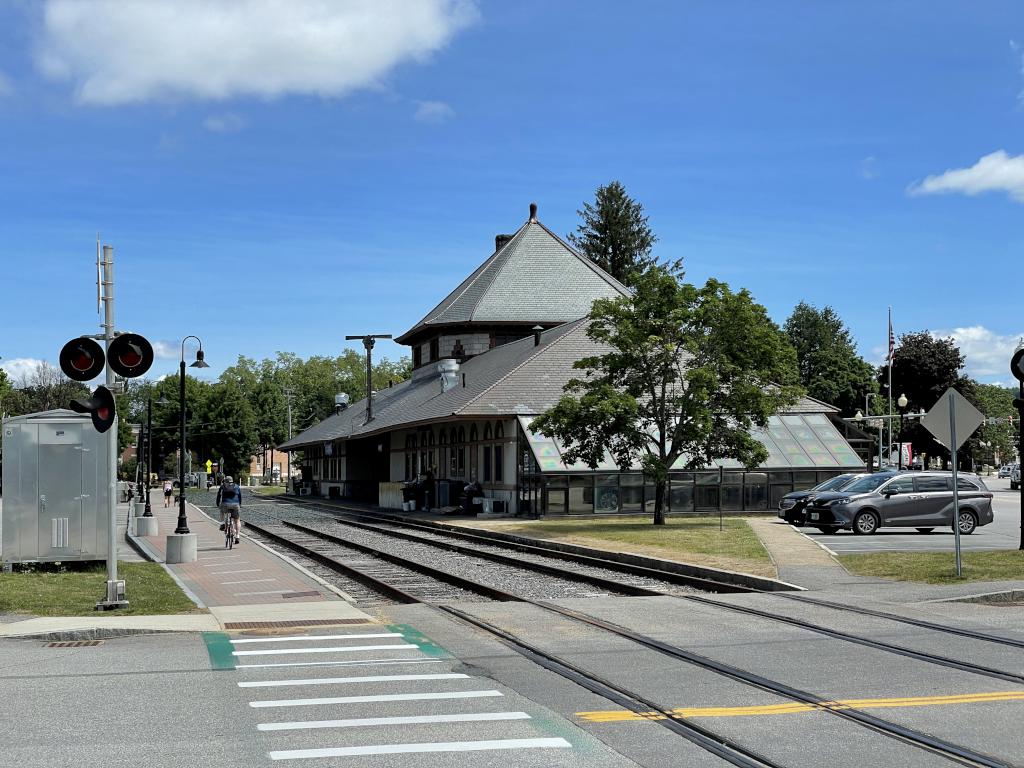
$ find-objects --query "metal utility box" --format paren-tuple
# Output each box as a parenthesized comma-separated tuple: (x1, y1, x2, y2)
(2, 409, 111, 564)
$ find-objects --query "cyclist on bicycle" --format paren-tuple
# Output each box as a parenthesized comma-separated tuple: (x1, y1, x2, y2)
(216, 476, 242, 544)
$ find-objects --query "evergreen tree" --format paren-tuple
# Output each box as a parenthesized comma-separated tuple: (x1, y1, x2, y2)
(568, 180, 657, 286)
(783, 302, 877, 416)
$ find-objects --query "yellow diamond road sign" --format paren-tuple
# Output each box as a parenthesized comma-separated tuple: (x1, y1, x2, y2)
(205, 459, 212, 472)
(920, 388, 984, 452)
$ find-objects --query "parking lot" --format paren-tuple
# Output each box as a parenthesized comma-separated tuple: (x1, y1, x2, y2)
(802, 475, 1023, 555)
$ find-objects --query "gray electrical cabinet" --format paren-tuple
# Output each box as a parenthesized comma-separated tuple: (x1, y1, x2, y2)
(2, 409, 111, 564)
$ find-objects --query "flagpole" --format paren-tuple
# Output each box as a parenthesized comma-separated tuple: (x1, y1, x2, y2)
(888, 306, 893, 466)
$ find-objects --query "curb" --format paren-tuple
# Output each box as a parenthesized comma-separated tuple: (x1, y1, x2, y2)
(125, 527, 207, 610)
(4, 627, 188, 642)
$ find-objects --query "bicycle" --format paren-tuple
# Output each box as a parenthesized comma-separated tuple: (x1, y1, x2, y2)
(223, 515, 237, 550)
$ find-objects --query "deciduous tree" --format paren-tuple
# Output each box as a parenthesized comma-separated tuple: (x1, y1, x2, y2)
(784, 302, 877, 416)
(533, 264, 801, 525)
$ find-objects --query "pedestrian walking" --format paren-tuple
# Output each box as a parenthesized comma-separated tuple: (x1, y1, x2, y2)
(162, 479, 173, 508)
(216, 475, 242, 544)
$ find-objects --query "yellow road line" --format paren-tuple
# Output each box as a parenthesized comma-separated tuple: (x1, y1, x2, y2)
(577, 690, 1024, 722)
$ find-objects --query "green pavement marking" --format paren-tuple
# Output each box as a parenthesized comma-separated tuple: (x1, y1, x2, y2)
(202, 632, 236, 671)
(388, 624, 451, 658)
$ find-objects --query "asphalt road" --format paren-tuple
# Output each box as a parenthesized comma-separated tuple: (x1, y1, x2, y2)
(801, 475, 1023, 554)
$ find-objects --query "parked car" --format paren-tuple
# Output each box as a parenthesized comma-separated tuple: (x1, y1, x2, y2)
(998, 464, 1013, 478)
(803, 471, 993, 535)
(1012, 465, 1021, 491)
(777, 473, 868, 525)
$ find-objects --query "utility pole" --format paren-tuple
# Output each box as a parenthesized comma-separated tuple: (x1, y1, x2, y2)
(345, 334, 392, 424)
(283, 387, 294, 439)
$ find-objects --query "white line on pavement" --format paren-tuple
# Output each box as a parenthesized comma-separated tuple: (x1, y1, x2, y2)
(231, 633, 401, 645)
(222, 578, 278, 585)
(250, 689, 503, 709)
(239, 673, 468, 688)
(258, 711, 531, 732)
(233, 590, 286, 596)
(236, 658, 442, 670)
(233, 644, 417, 657)
(268, 737, 571, 760)
(210, 569, 263, 575)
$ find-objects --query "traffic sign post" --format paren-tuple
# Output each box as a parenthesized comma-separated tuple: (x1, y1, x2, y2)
(920, 388, 985, 577)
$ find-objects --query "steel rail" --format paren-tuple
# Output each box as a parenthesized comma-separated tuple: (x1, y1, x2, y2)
(680, 595, 1024, 687)
(246, 512, 1008, 767)
(535, 601, 1013, 768)
(440, 605, 783, 768)
(773, 593, 1024, 650)
(270, 494, 749, 592)
(293, 513, 668, 597)
(242, 519, 419, 604)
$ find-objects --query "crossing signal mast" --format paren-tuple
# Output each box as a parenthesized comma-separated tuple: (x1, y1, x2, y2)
(1010, 344, 1024, 551)
(58, 244, 154, 609)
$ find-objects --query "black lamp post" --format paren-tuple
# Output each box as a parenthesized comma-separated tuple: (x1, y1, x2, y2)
(143, 395, 155, 516)
(896, 393, 908, 470)
(176, 336, 209, 535)
(1009, 343, 1024, 551)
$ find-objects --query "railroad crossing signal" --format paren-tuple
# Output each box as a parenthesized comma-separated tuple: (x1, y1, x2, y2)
(70, 385, 116, 433)
(58, 337, 105, 381)
(107, 333, 154, 378)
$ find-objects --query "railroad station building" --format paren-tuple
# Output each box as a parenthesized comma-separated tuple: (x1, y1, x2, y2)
(279, 204, 865, 516)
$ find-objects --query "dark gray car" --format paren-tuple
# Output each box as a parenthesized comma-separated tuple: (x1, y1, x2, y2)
(802, 471, 994, 535)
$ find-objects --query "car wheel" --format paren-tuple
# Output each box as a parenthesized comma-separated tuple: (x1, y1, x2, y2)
(915, 528, 934, 534)
(853, 511, 880, 535)
(956, 510, 977, 536)
(816, 526, 839, 534)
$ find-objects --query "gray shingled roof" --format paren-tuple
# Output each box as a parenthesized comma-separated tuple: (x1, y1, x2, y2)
(395, 216, 630, 343)
(278, 321, 836, 450)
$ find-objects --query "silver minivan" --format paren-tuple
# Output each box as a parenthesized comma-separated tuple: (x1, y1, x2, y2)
(802, 471, 994, 535)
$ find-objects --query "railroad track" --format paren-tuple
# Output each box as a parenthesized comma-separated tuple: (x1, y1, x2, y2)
(277, 495, 1024, 653)
(233, 497, 1016, 767)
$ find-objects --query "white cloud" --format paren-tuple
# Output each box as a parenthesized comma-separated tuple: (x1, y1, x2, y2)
(36, 0, 479, 105)
(907, 150, 1024, 203)
(860, 156, 878, 180)
(151, 341, 178, 360)
(203, 112, 246, 133)
(414, 99, 455, 123)
(1, 358, 47, 384)
(931, 326, 1024, 379)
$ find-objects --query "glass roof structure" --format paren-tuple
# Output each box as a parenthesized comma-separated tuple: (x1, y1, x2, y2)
(518, 413, 864, 473)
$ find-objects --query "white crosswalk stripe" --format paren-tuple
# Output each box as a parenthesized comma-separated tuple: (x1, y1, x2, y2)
(268, 737, 573, 760)
(239, 672, 468, 688)
(250, 689, 504, 709)
(257, 711, 532, 732)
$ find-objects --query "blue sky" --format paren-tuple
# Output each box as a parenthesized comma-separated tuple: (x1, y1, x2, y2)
(2, 1, 1023, 387)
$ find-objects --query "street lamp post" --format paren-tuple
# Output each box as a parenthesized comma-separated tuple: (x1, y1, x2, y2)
(143, 396, 154, 516)
(896, 393, 908, 470)
(175, 336, 209, 535)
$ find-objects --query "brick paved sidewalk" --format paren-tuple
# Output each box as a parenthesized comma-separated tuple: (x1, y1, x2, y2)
(130, 494, 370, 625)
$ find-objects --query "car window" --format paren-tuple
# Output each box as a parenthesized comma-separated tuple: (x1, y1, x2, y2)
(915, 476, 951, 492)
(815, 474, 853, 492)
(883, 477, 915, 493)
(841, 474, 894, 494)
(956, 478, 979, 491)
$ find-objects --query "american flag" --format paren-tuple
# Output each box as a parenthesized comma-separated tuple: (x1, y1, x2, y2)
(887, 309, 895, 364)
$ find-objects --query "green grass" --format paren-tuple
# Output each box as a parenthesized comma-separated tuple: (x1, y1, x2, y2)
(0, 561, 200, 617)
(840, 550, 1024, 584)
(253, 485, 288, 496)
(470, 516, 774, 576)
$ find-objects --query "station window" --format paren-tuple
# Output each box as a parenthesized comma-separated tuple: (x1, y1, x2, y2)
(413, 346, 422, 368)
(494, 444, 504, 482)
(429, 338, 439, 362)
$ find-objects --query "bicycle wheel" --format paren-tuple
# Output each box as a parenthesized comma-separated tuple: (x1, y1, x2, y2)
(225, 523, 233, 549)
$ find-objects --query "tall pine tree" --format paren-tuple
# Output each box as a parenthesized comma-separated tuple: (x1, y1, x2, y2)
(568, 181, 657, 286)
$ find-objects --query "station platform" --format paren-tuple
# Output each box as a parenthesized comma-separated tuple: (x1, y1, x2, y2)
(126, 494, 372, 627)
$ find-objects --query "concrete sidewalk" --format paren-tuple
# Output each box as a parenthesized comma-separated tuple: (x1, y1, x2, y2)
(1, 493, 373, 639)
(745, 517, 874, 590)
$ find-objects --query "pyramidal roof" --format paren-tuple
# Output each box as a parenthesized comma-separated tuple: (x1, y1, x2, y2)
(395, 204, 631, 344)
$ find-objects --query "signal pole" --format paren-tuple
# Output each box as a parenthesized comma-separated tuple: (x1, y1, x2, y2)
(99, 244, 126, 609)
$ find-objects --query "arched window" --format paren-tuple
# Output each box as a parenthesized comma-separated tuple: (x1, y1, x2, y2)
(457, 426, 465, 444)
(494, 422, 504, 482)
(427, 430, 435, 473)
(469, 424, 478, 443)
(495, 421, 504, 439)
(483, 423, 492, 441)
(438, 430, 448, 478)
